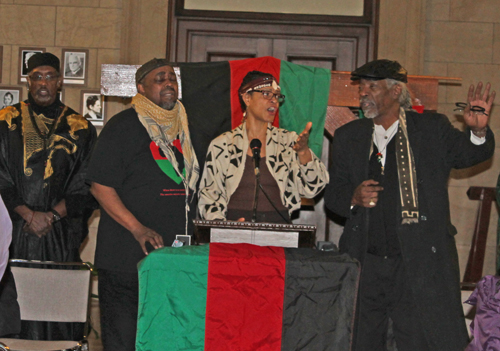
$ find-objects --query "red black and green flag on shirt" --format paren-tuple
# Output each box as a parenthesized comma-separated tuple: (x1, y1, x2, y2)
(136, 243, 359, 351)
(149, 140, 185, 184)
(176, 57, 331, 169)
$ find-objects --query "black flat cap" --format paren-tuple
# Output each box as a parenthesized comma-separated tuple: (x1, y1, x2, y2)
(27, 52, 60, 73)
(351, 59, 408, 83)
(135, 58, 173, 85)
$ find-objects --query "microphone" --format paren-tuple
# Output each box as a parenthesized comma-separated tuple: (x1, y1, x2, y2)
(250, 139, 262, 222)
(250, 139, 262, 175)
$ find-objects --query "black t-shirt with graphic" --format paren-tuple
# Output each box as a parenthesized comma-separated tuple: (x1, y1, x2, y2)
(87, 108, 195, 273)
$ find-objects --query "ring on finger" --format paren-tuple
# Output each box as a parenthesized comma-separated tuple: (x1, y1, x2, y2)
(369, 200, 375, 206)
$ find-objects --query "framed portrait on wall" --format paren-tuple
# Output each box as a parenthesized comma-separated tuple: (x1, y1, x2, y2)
(81, 90, 104, 127)
(62, 49, 88, 86)
(0, 86, 22, 110)
(18, 47, 46, 84)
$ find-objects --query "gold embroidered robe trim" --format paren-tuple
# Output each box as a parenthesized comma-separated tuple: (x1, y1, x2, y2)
(66, 114, 90, 140)
(20, 102, 78, 179)
(0, 106, 20, 130)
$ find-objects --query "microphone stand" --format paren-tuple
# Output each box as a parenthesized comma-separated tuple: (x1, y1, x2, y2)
(250, 139, 262, 223)
(249, 138, 291, 224)
(251, 164, 260, 223)
(258, 183, 292, 224)
(250, 153, 292, 224)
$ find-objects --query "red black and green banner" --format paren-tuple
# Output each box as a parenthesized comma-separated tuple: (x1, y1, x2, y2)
(136, 243, 359, 351)
(176, 57, 331, 169)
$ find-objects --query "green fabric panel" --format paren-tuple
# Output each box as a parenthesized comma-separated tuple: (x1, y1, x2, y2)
(136, 245, 210, 351)
(279, 61, 331, 158)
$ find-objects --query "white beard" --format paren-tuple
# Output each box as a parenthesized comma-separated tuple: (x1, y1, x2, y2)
(361, 101, 378, 119)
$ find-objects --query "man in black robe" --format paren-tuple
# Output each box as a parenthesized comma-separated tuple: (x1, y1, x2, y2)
(0, 52, 97, 340)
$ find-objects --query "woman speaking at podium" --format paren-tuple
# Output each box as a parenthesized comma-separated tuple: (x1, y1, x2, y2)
(198, 71, 329, 223)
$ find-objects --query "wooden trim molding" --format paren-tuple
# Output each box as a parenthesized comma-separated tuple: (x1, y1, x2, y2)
(175, 0, 375, 25)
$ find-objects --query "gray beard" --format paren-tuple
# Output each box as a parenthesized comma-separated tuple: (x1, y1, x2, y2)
(161, 100, 177, 111)
(362, 107, 378, 119)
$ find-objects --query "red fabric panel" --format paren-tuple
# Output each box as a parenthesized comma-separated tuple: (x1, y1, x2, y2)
(205, 243, 286, 351)
(229, 57, 281, 129)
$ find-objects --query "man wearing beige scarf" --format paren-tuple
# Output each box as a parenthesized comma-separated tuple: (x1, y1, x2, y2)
(87, 58, 199, 351)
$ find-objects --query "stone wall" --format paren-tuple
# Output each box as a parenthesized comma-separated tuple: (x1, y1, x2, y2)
(0, 0, 122, 114)
(424, 0, 500, 277)
(379, 0, 500, 278)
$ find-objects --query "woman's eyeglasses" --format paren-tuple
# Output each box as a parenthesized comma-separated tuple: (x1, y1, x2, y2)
(252, 90, 285, 103)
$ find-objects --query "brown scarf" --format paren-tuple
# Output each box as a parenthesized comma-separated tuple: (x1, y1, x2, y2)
(132, 93, 199, 191)
(132, 94, 199, 234)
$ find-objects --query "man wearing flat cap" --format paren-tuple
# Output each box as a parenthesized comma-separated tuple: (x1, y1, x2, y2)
(87, 58, 199, 350)
(0, 52, 97, 339)
(325, 59, 495, 350)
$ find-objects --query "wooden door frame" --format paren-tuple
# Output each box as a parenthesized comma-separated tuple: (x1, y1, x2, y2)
(166, 0, 379, 64)
(173, 0, 375, 23)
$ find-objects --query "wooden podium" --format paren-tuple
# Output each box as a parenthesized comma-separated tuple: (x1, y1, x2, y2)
(193, 219, 316, 248)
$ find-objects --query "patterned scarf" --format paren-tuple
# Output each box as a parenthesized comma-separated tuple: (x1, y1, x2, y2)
(132, 93, 199, 192)
(369, 108, 419, 224)
(396, 108, 419, 224)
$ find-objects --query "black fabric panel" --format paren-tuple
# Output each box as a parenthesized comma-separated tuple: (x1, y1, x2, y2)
(176, 61, 232, 173)
(282, 249, 360, 351)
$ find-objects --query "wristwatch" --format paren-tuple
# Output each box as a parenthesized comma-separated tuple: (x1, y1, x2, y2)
(50, 209, 62, 222)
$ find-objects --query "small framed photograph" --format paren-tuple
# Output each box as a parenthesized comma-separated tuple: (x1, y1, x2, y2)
(18, 47, 46, 84)
(0, 87, 22, 109)
(62, 49, 88, 86)
(81, 90, 104, 126)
